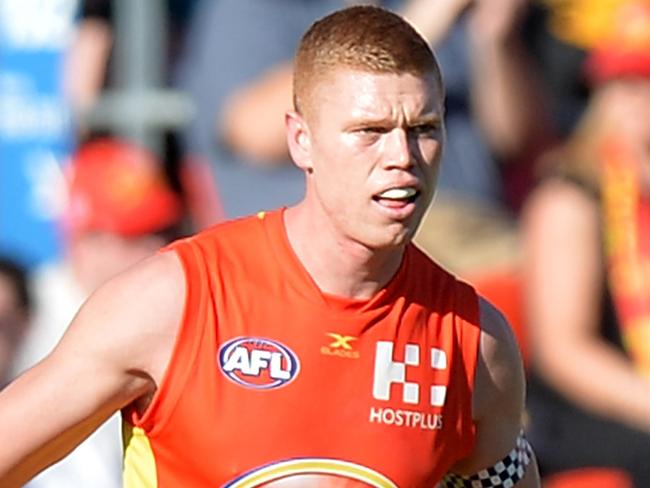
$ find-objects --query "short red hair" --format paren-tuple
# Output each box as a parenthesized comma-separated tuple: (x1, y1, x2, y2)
(293, 5, 442, 116)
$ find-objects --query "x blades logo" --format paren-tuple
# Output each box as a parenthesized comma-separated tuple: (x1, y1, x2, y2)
(218, 337, 300, 390)
(321, 332, 360, 359)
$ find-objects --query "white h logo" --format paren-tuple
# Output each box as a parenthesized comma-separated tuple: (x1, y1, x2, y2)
(372, 341, 447, 406)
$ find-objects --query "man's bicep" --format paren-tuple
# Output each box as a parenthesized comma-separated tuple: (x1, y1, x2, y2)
(0, 251, 184, 486)
(446, 297, 540, 487)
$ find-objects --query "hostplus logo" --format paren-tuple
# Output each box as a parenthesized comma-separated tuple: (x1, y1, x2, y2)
(369, 341, 446, 430)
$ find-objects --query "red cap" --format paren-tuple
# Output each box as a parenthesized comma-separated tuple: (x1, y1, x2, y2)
(65, 138, 182, 237)
(585, 1, 650, 84)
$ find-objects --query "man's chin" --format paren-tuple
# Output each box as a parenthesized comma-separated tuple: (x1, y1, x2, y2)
(366, 223, 417, 251)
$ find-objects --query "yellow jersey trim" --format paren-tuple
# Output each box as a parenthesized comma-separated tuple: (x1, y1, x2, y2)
(122, 423, 158, 488)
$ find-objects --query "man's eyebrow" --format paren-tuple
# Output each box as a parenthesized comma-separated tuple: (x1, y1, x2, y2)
(410, 113, 443, 124)
(348, 111, 443, 127)
(347, 113, 394, 125)
(344, 117, 393, 131)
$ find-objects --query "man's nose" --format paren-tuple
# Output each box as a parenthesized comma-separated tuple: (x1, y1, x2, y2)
(382, 128, 413, 170)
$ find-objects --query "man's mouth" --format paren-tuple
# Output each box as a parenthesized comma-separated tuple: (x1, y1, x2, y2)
(372, 187, 420, 206)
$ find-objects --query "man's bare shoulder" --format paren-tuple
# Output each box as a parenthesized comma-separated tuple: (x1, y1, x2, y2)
(59, 249, 186, 386)
(450, 296, 529, 475)
(474, 296, 525, 421)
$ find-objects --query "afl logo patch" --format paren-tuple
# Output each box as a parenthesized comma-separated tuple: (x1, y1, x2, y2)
(218, 337, 300, 390)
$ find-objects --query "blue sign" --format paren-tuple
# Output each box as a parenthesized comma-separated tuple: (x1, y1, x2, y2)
(0, 0, 78, 268)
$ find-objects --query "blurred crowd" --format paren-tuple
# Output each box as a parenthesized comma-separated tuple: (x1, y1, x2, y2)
(1, 0, 650, 486)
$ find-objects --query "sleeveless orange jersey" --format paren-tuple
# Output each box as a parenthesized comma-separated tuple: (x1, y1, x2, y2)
(122, 209, 481, 487)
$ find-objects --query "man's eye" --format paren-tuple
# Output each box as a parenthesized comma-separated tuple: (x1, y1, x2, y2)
(411, 124, 439, 135)
(358, 127, 388, 134)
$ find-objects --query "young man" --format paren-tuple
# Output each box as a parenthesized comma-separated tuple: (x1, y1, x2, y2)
(0, 6, 539, 487)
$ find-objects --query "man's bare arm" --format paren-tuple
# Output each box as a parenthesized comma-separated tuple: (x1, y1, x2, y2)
(449, 297, 540, 487)
(0, 251, 185, 487)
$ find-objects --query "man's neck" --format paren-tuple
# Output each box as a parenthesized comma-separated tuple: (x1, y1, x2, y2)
(283, 204, 406, 300)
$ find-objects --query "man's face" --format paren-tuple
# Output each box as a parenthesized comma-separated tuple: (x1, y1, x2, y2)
(297, 68, 444, 250)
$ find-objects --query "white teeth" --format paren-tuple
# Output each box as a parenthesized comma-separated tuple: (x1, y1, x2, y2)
(377, 187, 418, 200)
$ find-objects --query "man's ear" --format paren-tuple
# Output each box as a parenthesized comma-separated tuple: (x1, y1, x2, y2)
(285, 110, 313, 173)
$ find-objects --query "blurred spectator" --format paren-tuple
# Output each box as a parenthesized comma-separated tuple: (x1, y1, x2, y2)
(525, 0, 631, 137)
(65, 0, 199, 119)
(11, 137, 184, 488)
(177, 0, 549, 220)
(521, 2, 650, 485)
(177, 0, 314, 218)
(64, 0, 220, 229)
(0, 258, 31, 389)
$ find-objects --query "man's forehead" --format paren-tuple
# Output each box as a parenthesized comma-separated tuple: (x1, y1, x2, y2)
(307, 68, 442, 113)
(312, 66, 440, 89)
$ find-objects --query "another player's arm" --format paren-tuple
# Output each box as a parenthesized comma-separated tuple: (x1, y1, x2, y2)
(0, 251, 185, 487)
(445, 297, 540, 487)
